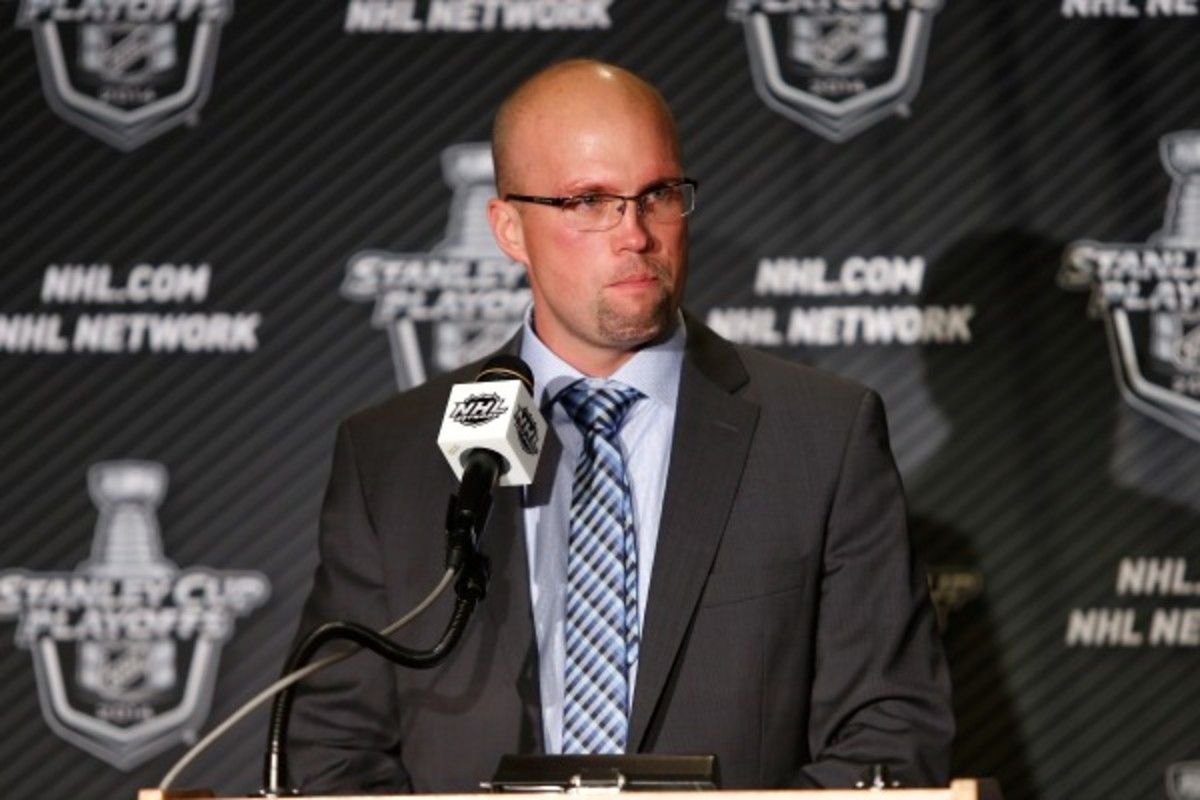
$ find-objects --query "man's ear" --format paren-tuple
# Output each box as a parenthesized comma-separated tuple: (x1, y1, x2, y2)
(487, 198, 529, 265)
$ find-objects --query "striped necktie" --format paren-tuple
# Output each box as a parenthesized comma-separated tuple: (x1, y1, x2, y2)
(557, 381, 642, 754)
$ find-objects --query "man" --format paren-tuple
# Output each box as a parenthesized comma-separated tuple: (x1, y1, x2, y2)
(288, 59, 953, 793)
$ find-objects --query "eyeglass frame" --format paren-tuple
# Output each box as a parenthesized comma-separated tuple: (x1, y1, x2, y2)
(503, 178, 698, 231)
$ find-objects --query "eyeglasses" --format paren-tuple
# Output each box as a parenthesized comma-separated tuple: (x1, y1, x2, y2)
(504, 179, 698, 232)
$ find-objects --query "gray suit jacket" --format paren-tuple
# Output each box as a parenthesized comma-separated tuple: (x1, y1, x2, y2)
(289, 315, 953, 793)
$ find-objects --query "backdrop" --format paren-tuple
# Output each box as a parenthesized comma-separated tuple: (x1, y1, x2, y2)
(3, 2, 1200, 799)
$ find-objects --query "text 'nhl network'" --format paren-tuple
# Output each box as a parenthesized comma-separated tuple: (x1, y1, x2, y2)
(345, 0, 613, 33)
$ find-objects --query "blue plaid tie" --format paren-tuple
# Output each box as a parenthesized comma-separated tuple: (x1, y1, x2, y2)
(558, 381, 642, 754)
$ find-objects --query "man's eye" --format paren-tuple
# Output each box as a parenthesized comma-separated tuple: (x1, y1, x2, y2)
(573, 194, 607, 209)
(645, 186, 679, 205)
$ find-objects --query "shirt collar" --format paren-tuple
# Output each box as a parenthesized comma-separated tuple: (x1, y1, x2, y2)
(518, 307, 685, 412)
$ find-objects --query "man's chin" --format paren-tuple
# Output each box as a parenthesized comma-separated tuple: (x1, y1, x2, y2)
(598, 302, 677, 350)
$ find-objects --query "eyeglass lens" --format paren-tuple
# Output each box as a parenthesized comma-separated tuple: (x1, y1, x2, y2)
(563, 184, 694, 231)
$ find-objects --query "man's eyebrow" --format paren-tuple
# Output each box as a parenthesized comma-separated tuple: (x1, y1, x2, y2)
(561, 181, 615, 196)
(638, 178, 683, 193)
(563, 178, 682, 196)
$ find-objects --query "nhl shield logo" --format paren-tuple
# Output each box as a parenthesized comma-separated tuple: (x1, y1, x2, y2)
(727, 0, 943, 142)
(0, 461, 269, 769)
(342, 142, 531, 390)
(1061, 131, 1200, 441)
(15, 0, 234, 151)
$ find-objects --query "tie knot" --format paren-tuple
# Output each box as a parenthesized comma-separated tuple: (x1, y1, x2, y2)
(558, 382, 642, 438)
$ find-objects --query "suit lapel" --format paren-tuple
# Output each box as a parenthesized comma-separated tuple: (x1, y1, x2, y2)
(477, 328, 536, 680)
(469, 331, 543, 748)
(628, 320, 759, 749)
(477, 486, 534, 668)
(474, 481, 546, 750)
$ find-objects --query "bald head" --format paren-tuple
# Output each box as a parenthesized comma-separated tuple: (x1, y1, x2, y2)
(484, 58, 689, 375)
(491, 59, 681, 196)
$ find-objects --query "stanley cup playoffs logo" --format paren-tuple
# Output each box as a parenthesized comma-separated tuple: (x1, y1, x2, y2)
(342, 142, 531, 390)
(1061, 132, 1200, 441)
(0, 461, 269, 769)
(15, 0, 233, 151)
(727, 0, 942, 142)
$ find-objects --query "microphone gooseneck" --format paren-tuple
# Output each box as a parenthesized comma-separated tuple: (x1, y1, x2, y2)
(262, 572, 484, 797)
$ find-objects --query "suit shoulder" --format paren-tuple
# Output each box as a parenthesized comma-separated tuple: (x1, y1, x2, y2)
(685, 310, 874, 409)
(340, 359, 482, 441)
(733, 341, 875, 409)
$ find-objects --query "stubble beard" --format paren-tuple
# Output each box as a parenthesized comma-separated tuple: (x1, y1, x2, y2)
(595, 259, 678, 349)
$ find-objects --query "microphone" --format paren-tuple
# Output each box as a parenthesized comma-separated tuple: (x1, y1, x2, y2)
(437, 354, 546, 569)
(257, 355, 546, 797)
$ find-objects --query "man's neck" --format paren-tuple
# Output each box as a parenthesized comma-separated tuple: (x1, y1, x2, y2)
(529, 314, 679, 378)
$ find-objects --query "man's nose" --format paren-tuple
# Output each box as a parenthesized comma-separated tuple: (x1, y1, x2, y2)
(612, 198, 652, 248)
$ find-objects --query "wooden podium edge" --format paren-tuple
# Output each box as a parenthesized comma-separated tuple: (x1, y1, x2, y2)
(137, 778, 981, 800)
(138, 790, 216, 800)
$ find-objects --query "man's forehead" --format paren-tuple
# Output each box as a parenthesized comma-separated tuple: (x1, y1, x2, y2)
(493, 61, 681, 193)
(511, 63, 672, 129)
(511, 136, 681, 195)
(513, 96, 678, 157)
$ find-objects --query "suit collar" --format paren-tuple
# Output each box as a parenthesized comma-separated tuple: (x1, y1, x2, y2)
(517, 310, 687, 410)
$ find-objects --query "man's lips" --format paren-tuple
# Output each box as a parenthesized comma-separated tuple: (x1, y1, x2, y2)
(608, 267, 666, 289)
(610, 275, 658, 287)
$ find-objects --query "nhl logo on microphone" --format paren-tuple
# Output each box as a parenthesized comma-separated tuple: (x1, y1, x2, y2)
(514, 406, 540, 456)
(438, 379, 546, 487)
(450, 393, 508, 427)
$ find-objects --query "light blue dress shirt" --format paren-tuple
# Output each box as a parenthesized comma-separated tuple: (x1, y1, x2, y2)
(519, 311, 685, 754)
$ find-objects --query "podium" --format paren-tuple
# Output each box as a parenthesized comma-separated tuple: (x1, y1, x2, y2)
(138, 780, 985, 800)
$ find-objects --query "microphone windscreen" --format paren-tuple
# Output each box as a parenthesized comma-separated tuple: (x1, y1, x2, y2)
(475, 354, 534, 393)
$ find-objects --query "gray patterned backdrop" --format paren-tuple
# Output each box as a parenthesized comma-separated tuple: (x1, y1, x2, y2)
(3, 2, 1200, 798)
